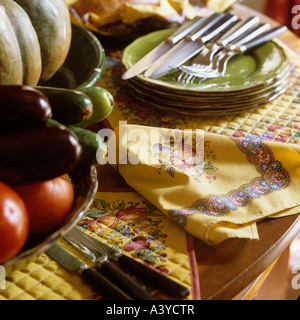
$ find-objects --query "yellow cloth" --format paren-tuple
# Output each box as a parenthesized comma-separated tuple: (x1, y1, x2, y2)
(104, 124, 300, 245)
(85, 0, 197, 27)
(65, 0, 77, 5)
(66, 0, 237, 27)
(205, 0, 237, 12)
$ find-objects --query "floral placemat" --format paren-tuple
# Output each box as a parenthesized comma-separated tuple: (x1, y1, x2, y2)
(0, 191, 197, 300)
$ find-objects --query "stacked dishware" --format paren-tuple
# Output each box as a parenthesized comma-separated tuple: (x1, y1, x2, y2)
(122, 13, 289, 115)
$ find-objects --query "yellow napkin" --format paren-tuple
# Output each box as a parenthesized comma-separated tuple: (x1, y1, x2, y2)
(77, 0, 198, 27)
(102, 124, 300, 245)
(66, 0, 237, 28)
(204, 0, 237, 12)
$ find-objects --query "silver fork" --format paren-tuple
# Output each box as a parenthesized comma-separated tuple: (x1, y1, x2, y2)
(178, 22, 272, 82)
(179, 25, 287, 82)
(181, 16, 260, 73)
(216, 25, 287, 77)
(64, 235, 155, 300)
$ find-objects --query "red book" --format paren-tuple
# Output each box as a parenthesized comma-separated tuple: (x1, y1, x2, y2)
(266, 0, 291, 25)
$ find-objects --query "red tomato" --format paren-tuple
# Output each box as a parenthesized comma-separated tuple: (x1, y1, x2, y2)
(13, 176, 74, 239)
(0, 182, 29, 264)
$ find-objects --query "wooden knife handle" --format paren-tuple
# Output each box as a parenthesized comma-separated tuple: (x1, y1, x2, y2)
(117, 255, 190, 299)
(100, 261, 155, 300)
(81, 268, 132, 300)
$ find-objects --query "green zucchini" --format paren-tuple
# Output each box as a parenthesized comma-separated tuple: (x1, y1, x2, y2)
(36, 86, 93, 125)
(0, 85, 52, 130)
(47, 119, 107, 165)
(67, 125, 107, 165)
(75, 86, 114, 128)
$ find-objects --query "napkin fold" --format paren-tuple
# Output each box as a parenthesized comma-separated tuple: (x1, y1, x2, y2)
(66, 0, 237, 28)
(103, 124, 300, 245)
(74, 0, 199, 27)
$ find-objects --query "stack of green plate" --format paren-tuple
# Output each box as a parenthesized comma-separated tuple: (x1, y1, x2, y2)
(122, 29, 290, 116)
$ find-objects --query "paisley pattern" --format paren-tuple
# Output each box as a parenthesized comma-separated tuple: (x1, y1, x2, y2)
(168, 135, 290, 225)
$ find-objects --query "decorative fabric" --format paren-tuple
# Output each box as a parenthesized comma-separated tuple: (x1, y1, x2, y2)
(110, 124, 300, 245)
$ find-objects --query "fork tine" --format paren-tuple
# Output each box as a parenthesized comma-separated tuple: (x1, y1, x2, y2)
(177, 70, 186, 83)
(176, 17, 260, 78)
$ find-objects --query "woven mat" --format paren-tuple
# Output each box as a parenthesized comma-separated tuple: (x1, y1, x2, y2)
(1, 38, 300, 301)
(104, 40, 300, 148)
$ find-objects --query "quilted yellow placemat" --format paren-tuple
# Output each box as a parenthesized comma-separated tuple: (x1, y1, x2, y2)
(103, 39, 300, 146)
(0, 192, 196, 300)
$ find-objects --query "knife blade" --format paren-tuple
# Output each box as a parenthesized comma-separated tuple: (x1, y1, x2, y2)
(121, 16, 208, 80)
(64, 231, 155, 300)
(71, 228, 190, 299)
(46, 243, 132, 300)
(144, 13, 238, 79)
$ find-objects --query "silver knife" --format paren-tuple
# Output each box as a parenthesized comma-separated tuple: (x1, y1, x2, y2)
(144, 13, 238, 79)
(122, 13, 226, 80)
(121, 16, 207, 80)
(71, 227, 190, 299)
(64, 231, 155, 300)
(46, 243, 132, 300)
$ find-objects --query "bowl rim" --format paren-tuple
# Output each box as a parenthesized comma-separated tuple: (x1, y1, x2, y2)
(3, 165, 98, 269)
(71, 23, 106, 89)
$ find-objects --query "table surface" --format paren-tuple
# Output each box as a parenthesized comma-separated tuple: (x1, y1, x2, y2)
(94, 3, 300, 300)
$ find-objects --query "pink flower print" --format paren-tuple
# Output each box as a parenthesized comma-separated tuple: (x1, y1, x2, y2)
(231, 196, 245, 206)
(169, 155, 191, 171)
(207, 201, 223, 215)
(254, 183, 270, 194)
(116, 207, 147, 224)
(258, 150, 270, 163)
(123, 236, 150, 252)
(271, 171, 286, 184)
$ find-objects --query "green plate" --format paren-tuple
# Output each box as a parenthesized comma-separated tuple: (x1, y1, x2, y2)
(128, 77, 289, 109)
(123, 28, 289, 93)
(129, 81, 289, 116)
(127, 69, 290, 104)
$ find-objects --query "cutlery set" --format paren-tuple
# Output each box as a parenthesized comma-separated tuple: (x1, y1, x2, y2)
(46, 228, 190, 300)
(122, 12, 287, 82)
(121, 11, 289, 116)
